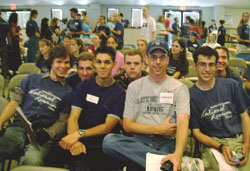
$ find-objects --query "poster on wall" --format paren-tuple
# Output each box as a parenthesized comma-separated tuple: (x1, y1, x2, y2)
(224, 15, 233, 25)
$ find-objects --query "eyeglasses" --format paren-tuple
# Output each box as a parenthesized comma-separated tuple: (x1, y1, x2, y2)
(197, 62, 216, 69)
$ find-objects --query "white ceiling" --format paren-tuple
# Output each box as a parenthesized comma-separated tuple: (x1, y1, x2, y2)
(0, 0, 250, 7)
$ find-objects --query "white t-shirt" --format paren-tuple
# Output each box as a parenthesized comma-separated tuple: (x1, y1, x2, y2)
(123, 76, 190, 126)
(141, 16, 156, 42)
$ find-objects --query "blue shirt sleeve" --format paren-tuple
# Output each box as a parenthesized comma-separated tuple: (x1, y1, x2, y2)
(72, 82, 85, 110)
(233, 81, 247, 114)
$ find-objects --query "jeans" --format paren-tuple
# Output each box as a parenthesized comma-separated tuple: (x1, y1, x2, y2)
(27, 36, 39, 62)
(0, 127, 52, 166)
(102, 133, 176, 168)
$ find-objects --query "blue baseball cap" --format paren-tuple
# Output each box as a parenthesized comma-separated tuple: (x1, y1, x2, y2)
(146, 39, 169, 54)
(244, 66, 250, 80)
(189, 31, 198, 37)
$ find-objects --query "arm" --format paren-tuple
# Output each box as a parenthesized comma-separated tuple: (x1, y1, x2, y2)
(45, 113, 68, 140)
(111, 28, 121, 35)
(172, 71, 181, 79)
(123, 116, 176, 136)
(193, 128, 238, 165)
(7, 32, 12, 47)
(239, 110, 250, 165)
(161, 114, 189, 171)
(35, 32, 40, 38)
(152, 31, 156, 40)
(10, 27, 21, 37)
(0, 100, 19, 129)
(237, 35, 250, 44)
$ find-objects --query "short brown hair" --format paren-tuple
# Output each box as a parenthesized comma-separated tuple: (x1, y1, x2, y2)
(77, 51, 94, 67)
(124, 49, 144, 63)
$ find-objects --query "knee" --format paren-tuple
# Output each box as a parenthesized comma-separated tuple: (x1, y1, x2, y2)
(102, 133, 120, 154)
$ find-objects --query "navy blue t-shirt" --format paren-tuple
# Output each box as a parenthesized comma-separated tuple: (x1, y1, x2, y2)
(0, 18, 10, 44)
(26, 19, 39, 37)
(237, 24, 250, 47)
(172, 23, 179, 35)
(66, 72, 82, 90)
(166, 55, 178, 76)
(180, 22, 192, 38)
(226, 68, 242, 86)
(36, 56, 49, 73)
(94, 25, 110, 45)
(67, 19, 83, 37)
(186, 40, 200, 53)
(72, 77, 125, 129)
(12, 74, 72, 127)
(189, 78, 246, 138)
(114, 22, 124, 45)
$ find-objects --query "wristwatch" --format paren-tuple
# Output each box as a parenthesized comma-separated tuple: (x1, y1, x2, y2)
(218, 144, 224, 153)
(78, 129, 85, 138)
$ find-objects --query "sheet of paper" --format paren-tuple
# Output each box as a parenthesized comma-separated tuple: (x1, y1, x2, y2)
(146, 153, 166, 171)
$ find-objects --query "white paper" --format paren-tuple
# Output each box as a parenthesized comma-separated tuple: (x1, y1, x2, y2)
(146, 153, 166, 171)
(211, 149, 238, 171)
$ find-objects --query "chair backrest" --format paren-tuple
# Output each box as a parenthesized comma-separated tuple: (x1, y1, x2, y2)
(0, 97, 8, 115)
(124, 44, 136, 49)
(11, 166, 69, 171)
(229, 67, 241, 76)
(122, 46, 133, 51)
(179, 79, 195, 89)
(0, 74, 4, 97)
(7, 74, 28, 99)
(187, 58, 194, 66)
(229, 58, 247, 69)
(228, 48, 237, 58)
(17, 63, 39, 75)
(185, 66, 198, 77)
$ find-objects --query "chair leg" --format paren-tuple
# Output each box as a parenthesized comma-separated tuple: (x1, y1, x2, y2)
(1, 160, 5, 171)
(7, 160, 12, 171)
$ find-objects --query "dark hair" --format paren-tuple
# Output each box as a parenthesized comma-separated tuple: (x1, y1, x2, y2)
(215, 46, 229, 59)
(170, 38, 188, 76)
(30, 9, 38, 19)
(48, 45, 70, 70)
(201, 21, 206, 27)
(40, 17, 51, 40)
(70, 8, 78, 14)
(120, 13, 124, 17)
(96, 46, 116, 62)
(124, 49, 144, 63)
(8, 12, 18, 24)
(167, 13, 171, 18)
(51, 17, 59, 27)
(193, 46, 219, 64)
(77, 14, 81, 17)
(77, 51, 94, 67)
(219, 20, 225, 25)
(37, 38, 53, 59)
(71, 38, 86, 54)
(81, 10, 87, 16)
(107, 35, 118, 44)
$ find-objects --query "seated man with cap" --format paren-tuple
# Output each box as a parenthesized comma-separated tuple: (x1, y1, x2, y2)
(186, 31, 201, 54)
(102, 39, 190, 170)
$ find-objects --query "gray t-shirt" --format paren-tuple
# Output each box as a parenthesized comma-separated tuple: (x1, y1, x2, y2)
(123, 76, 190, 125)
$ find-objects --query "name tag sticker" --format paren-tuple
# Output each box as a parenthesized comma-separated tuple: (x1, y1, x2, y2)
(160, 92, 174, 104)
(86, 94, 99, 104)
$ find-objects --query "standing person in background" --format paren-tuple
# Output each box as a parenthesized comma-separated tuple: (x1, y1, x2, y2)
(200, 21, 208, 45)
(172, 17, 180, 41)
(106, 36, 124, 75)
(237, 12, 250, 54)
(208, 19, 217, 33)
(141, 6, 156, 42)
(0, 11, 11, 78)
(50, 17, 62, 44)
(67, 8, 83, 38)
(107, 16, 115, 35)
(81, 10, 87, 20)
(164, 13, 172, 43)
(217, 20, 226, 46)
(110, 12, 124, 50)
(93, 15, 110, 46)
(81, 17, 92, 45)
(8, 12, 22, 76)
(179, 16, 192, 41)
(26, 9, 40, 62)
(156, 14, 168, 41)
(120, 13, 130, 28)
(40, 17, 53, 42)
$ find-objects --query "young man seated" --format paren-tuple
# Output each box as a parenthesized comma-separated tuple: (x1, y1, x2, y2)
(114, 49, 148, 90)
(103, 39, 190, 171)
(66, 51, 95, 90)
(190, 46, 250, 170)
(59, 46, 126, 171)
(0, 45, 72, 165)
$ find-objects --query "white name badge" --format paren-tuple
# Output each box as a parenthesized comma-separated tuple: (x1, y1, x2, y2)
(160, 92, 174, 104)
(86, 94, 99, 104)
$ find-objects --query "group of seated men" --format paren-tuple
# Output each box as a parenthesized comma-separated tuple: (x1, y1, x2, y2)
(0, 40, 250, 171)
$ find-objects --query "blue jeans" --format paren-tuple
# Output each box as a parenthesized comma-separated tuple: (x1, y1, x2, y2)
(0, 127, 52, 165)
(102, 133, 176, 168)
(26, 36, 39, 62)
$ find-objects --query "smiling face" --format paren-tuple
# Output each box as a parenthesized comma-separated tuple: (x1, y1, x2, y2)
(50, 56, 71, 80)
(94, 53, 115, 80)
(39, 41, 51, 57)
(125, 54, 143, 80)
(70, 39, 80, 56)
(216, 49, 229, 72)
(147, 49, 169, 79)
(194, 55, 217, 83)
